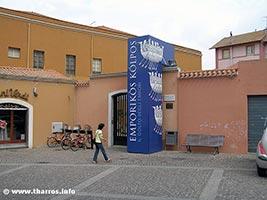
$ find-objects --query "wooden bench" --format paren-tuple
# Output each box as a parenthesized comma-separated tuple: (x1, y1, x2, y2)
(185, 134, 225, 154)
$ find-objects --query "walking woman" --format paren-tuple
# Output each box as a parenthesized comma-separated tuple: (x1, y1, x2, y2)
(92, 123, 111, 163)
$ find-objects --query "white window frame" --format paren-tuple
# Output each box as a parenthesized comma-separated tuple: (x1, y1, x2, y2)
(92, 58, 102, 74)
(8, 47, 20, 59)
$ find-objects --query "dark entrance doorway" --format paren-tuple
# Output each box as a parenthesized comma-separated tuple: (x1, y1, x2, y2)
(0, 103, 27, 144)
(248, 95, 267, 152)
(113, 93, 127, 146)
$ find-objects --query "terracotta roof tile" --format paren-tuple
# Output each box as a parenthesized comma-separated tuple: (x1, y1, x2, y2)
(0, 66, 74, 83)
(178, 68, 238, 79)
(75, 80, 90, 87)
(211, 30, 267, 49)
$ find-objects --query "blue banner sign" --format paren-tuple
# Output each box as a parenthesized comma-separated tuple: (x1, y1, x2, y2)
(127, 35, 174, 154)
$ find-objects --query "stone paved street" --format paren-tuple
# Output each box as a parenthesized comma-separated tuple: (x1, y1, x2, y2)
(0, 146, 266, 200)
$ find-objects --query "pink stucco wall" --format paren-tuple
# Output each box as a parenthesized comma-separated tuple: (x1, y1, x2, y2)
(75, 70, 179, 147)
(75, 60, 267, 154)
(178, 60, 267, 154)
(75, 74, 127, 146)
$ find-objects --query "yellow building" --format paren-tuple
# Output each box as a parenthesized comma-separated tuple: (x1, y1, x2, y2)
(0, 6, 202, 148)
(0, 67, 75, 148)
(0, 6, 201, 80)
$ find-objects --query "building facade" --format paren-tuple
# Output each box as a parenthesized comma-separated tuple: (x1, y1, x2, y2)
(0, 7, 201, 149)
(177, 60, 267, 153)
(211, 30, 267, 69)
(2, 7, 266, 154)
(0, 7, 201, 79)
(0, 67, 75, 148)
(75, 59, 267, 154)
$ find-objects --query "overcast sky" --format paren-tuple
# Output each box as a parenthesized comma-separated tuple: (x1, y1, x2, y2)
(1, 0, 267, 69)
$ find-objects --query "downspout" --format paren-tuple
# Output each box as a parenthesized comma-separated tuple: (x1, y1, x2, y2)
(90, 34, 94, 75)
(230, 46, 233, 67)
(215, 49, 218, 69)
(27, 23, 31, 68)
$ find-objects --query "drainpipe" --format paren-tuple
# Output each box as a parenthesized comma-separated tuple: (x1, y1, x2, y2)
(27, 23, 31, 68)
(230, 46, 233, 67)
(90, 34, 94, 76)
(215, 49, 218, 69)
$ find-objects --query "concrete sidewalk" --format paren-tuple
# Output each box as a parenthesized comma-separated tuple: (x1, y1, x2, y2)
(0, 146, 266, 200)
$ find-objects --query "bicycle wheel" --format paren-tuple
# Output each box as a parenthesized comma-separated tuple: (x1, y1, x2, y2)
(61, 138, 71, 150)
(84, 140, 92, 149)
(47, 137, 58, 148)
(70, 139, 80, 151)
(86, 134, 94, 149)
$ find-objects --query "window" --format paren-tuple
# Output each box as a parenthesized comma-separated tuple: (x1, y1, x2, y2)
(246, 45, 255, 56)
(33, 50, 44, 69)
(8, 47, 20, 58)
(92, 58, 102, 74)
(222, 49, 230, 59)
(66, 55, 76, 75)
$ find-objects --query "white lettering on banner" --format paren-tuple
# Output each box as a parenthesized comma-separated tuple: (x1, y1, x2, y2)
(129, 40, 137, 142)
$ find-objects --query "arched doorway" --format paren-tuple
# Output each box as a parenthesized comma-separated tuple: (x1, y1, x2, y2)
(108, 90, 127, 147)
(0, 98, 33, 148)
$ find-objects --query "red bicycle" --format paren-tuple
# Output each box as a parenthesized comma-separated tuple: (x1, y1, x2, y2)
(70, 133, 92, 151)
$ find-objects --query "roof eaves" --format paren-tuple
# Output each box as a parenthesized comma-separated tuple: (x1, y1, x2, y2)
(177, 68, 238, 79)
(210, 30, 266, 49)
(0, 73, 75, 84)
(0, 7, 130, 40)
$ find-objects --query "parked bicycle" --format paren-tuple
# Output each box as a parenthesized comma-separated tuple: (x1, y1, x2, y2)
(69, 133, 89, 151)
(47, 132, 65, 148)
(70, 124, 92, 151)
(60, 128, 73, 150)
(47, 124, 70, 148)
(60, 125, 82, 150)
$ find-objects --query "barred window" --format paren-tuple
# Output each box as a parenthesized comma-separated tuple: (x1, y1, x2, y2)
(66, 55, 76, 75)
(33, 50, 44, 69)
(92, 58, 102, 74)
(8, 47, 20, 58)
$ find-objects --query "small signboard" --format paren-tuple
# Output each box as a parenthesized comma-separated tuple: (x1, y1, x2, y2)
(164, 94, 175, 102)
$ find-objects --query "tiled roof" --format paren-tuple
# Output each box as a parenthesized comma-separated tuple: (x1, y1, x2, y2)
(75, 80, 90, 87)
(0, 66, 74, 84)
(178, 68, 238, 79)
(211, 30, 267, 49)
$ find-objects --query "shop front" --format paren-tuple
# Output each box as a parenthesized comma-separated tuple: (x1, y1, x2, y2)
(0, 103, 28, 144)
(0, 98, 33, 148)
(0, 66, 75, 149)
